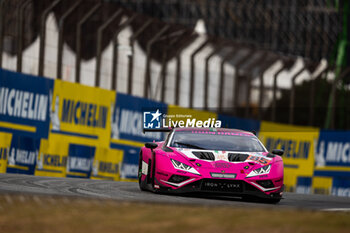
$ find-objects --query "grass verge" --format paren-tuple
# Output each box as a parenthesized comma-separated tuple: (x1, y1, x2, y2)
(0, 194, 349, 233)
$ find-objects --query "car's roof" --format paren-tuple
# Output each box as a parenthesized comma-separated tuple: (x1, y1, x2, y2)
(173, 127, 255, 136)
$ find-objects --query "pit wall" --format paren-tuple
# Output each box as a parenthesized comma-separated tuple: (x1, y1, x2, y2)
(0, 68, 349, 197)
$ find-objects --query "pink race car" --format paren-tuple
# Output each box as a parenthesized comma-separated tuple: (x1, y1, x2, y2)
(138, 127, 284, 203)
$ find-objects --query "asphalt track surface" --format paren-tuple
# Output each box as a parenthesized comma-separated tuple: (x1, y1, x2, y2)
(0, 173, 349, 211)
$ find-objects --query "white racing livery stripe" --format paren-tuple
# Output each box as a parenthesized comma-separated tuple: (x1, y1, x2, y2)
(161, 178, 196, 187)
(141, 161, 148, 175)
(250, 182, 281, 192)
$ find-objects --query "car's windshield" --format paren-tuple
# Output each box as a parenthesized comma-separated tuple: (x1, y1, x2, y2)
(169, 131, 266, 152)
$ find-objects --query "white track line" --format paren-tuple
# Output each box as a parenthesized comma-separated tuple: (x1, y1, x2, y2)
(322, 208, 350, 212)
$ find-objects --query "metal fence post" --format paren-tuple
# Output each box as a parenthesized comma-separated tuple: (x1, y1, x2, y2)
(204, 44, 225, 110)
(16, 0, 31, 72)
(257, 57, 279, 120)
(173, 34, 196, 105)
(127, 19, 153, 95)
(189, 38, 210, 108)
(111, 14, 137, 90)
(57, 0, 82, 79)
(326, 67, 350, 129)
(218, 49, 236, 113)
(95, 9, 123, 87)
(233, 50, 254, 115)
(271, 64, 287, 122)
(143, 25, 169, 99)
(160, 35, 184, 102)
(244, 52, 268, 118)
(38, 0, 61, 77)
(0, 0, 5, 68)
(75, 2, 101, 83)
(309, 66, 328, 126)
(289, 66, 308, 124)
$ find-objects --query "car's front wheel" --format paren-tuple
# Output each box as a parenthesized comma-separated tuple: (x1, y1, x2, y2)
(138, 152, 147, 191)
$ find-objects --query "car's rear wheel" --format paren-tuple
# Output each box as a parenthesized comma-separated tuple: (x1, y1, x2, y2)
(138, 152, 147, 191)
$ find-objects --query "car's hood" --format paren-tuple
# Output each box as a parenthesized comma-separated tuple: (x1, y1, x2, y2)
(170, 147, 272, 166)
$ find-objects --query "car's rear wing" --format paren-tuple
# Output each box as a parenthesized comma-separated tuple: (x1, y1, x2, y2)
(142, 128, 173, 134)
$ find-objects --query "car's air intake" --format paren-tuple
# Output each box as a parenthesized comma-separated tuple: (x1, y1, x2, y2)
(228, 153, 249, 162)
(192, 151, 215, 161)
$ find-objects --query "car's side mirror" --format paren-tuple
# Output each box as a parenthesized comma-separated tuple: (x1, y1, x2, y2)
(271, 149, 284, 156)
(145, 142, 158, 150)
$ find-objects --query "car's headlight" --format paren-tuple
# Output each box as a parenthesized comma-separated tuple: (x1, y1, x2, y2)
(171, 159, 200, 175)
(246, 165, 271, 178)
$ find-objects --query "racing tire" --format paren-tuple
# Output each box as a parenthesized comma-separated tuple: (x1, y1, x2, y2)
(138, 152, 147, 191)
(263, 198, 281, 204)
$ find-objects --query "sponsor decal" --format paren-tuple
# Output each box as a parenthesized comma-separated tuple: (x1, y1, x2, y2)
(247, 155, 271, 165)
(214, 162, 231, 169)
(191, 130, 250, 136)
(217, 154, 226, 161)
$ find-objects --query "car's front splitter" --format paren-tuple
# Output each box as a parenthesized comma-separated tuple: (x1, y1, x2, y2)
(154, 177, 284, 200)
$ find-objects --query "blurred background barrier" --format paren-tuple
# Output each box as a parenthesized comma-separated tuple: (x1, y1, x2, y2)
(0, 0, 349, 196)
